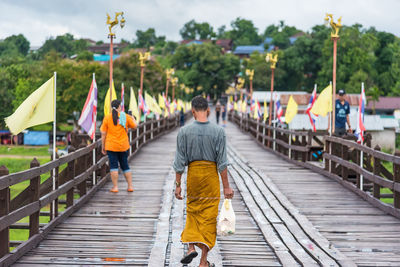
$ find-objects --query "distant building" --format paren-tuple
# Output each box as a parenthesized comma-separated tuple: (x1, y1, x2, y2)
(93, 54, 120, 64)
(233, 45, 265, 58)
(87, 42, 128, 55)
(365, 96, 400, 115)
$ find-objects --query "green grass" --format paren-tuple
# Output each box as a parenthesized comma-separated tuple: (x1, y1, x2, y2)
(30, 122, 73, 132)
(381, 188, 394, 204)
(0, 145, 50, 156)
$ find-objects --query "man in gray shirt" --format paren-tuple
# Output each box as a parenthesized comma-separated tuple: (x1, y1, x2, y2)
(174, 95, 234, 267)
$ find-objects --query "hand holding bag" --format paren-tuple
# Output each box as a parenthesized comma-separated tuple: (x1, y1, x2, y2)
(217, 199, 236, 236)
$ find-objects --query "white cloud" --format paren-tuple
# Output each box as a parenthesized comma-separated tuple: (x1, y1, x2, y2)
(0, 0, 399, 46)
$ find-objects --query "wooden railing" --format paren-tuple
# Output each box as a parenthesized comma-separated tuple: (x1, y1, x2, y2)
(0, 113, 188, 266)
(229, 111, 400, 219)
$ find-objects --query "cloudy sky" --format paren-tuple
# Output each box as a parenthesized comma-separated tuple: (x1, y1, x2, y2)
(1, 0, 399, 46)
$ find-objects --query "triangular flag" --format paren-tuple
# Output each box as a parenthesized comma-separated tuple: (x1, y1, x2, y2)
(5, 76, 54, 135)
(104, 81, 117, 117)
(285, 95, 298, 124)
(158, 94, 165, 109)
(310, 84, 332, 117)
(129, 87, 140, 122)
(78, 77, 97, 139)
(263, 98, 268, 122)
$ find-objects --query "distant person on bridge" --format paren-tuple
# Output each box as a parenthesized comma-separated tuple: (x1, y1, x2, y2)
(101, 100, 137, 193)
(335, 89, 352, 136)
(215, 100, 221, 124)
(174, 95, 234, 267)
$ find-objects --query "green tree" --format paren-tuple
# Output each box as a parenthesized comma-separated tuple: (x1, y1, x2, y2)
(227, 17, 261, 46)
(180, 20, 216, 40)
(39, 34, 88, 57)
(171, 43, 239, 98)
(133, 28, 166, 49)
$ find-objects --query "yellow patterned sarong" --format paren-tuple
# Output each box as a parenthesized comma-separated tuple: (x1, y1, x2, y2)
(181, 161, 220, 249)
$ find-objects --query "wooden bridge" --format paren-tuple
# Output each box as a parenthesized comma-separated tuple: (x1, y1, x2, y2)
(1, 111, 400, 266)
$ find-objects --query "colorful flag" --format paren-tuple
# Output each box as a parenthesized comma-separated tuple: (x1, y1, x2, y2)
(78, 77, 97, 139)
(241, 98, 247, 113)
(310, 84, 332, 117)
(285, 95, 298, 124)
(138, 90, 148, 115)
(121, 83, 125, 112)
(276, 97, 283, 123)
(355, 84, 366, 143)
(263, 98, 268, 122)
(104, 81, 117, 117)
(253, 101, 262, 120)
(129, 87, 139, 122)
(306, 87, 318, 132)
(234, 101, 238, 112)
(5, 76, 54, 135)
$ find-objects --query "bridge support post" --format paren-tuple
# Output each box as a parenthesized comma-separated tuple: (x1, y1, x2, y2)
(151, 118, 154, 139)
(288, 133, 292, 159)
(29, 159, 40, 237)
(66, 146, 76, 208)
(394, 151, 400, 208)
(341, 144, 348, 181)
(0, 166, 10, 257)
(373, 145, 381, 199)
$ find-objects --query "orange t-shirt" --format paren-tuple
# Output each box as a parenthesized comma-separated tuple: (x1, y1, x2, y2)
(100, 114, 137, 152)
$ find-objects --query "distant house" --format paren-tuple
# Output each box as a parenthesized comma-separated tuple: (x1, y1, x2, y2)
(233, 45, 265, 58)
(87, 42, 128, 55)
(366, 96, 400, 115)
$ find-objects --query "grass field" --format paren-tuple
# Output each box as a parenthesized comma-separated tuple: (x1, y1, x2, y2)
(0, 145, 50, 157)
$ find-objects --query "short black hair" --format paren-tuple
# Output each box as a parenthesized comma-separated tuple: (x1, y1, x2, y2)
(191, 95, 208, 111)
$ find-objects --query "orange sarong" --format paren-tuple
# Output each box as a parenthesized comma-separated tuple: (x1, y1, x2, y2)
(181, 161, 220, 249)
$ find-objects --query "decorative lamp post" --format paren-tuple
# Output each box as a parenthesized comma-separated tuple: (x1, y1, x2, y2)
(265, 52, 278, 126)
(139, 52, 151, 96)
(245, 69, 254, 99)
(165, 68, 175, 98)
(325, 13, 342, 135)
(106, 12, 125, 113)
(171, 77, 179, 102)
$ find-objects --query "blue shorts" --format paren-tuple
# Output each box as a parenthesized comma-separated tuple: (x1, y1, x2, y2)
(107, 150, 130, 173)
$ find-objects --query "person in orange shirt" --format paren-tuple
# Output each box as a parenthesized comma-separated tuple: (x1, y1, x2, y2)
(101, 100, 137, 193)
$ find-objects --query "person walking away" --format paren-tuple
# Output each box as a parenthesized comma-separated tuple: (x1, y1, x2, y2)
(174, 95, 234, 267)
(215, 100, 221, 124)
(221, 104, 227, 127)
(101, 100, 137, 192)
(335, 89, 352, 136)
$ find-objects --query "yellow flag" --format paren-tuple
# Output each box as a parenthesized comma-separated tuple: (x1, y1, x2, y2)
(234, 101, 238, 111)
(241, 100, 247, 113)
(310, 84, 332, 117)
(129, 87, 139, 122)
(263, 99, 269, 122)
(104, 81, 117, 116)
(158, 94, 165, 109)
(285, 95, 298, 124)
(5, 76, 54, 135)
(253, 102, 259, 119)
(145, 92, 162, 115)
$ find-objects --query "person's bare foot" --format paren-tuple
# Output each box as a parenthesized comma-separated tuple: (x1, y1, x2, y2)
(110, 187, 119, 193)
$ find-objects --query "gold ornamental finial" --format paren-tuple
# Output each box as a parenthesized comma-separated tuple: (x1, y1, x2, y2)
(171, 77, 179, 86)
(237, 77, 245, 89)
(324, 13, 342, 38)
(139, 52, 151, 67)
(106, 12, 125, 37)
(245, 69, 254, 81)
(265, 53, 278, 69)
(165, 68, 175, 79)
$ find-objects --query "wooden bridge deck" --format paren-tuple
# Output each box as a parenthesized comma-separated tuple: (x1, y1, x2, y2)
(10, 118, 400, 266)
(225, 120, 400, 266)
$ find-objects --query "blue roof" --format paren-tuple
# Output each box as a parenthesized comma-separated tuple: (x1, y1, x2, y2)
(289, 37, 297, 44)
(93, 54, 120, 62)
(186, 40, 203, 45)
(264, 37, 273, 44)
(233, 45, 265, 55)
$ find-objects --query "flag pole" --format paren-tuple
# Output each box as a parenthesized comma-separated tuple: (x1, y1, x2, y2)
(360, 82, 365, 190)
(52, 72, 57, 220)
(329, 81, 333, 136)
(92, 73, 96, 185)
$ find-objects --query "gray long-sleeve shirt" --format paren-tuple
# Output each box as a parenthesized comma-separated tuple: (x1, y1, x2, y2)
(173, 120, 228, 174)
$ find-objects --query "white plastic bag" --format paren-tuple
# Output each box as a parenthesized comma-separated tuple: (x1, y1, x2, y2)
(217, 199, 236, 236)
